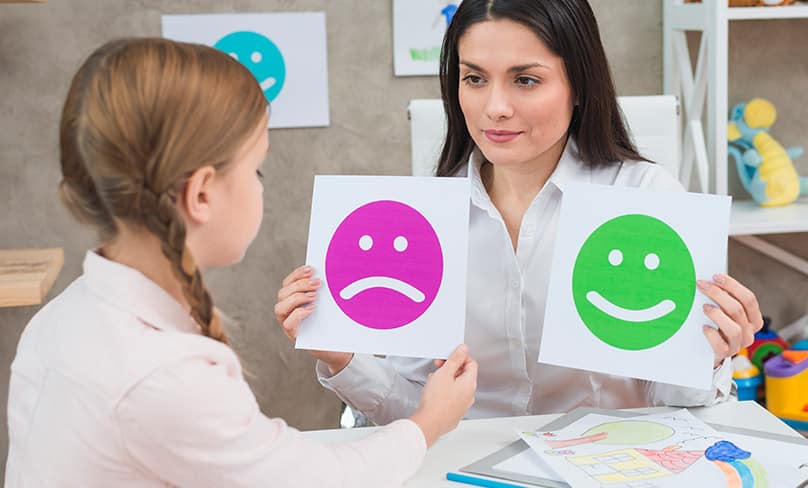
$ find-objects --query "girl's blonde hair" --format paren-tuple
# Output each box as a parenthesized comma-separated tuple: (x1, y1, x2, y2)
(59, 38, 268, 344)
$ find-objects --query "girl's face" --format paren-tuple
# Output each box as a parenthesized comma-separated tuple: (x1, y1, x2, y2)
(197, 117, 268, 267)
(457, 18, 574, 170)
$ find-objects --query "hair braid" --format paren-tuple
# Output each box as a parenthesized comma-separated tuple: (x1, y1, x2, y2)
(138, 187, 228, 344)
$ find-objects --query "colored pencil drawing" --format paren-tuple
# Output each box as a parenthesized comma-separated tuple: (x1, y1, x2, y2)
(517, 410, 808, 487)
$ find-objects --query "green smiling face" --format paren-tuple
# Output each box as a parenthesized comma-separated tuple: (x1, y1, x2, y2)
(572, 214, 695, 350)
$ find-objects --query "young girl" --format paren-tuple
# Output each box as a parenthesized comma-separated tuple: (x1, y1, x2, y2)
(5, 38, 476, 487)
(275, 0, 763, 424)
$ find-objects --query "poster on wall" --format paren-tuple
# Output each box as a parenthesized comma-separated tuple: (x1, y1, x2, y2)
(162, 12, 329, 129)
(538, 183, 731, 390)
(393, 0, 461, 76)
(296, 175, 470, 359)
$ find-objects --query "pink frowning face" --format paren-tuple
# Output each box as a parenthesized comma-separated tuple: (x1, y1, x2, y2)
(325, 200, 444, 330)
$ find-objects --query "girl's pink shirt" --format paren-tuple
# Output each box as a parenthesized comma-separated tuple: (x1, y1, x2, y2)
(6, 250, 425, 487)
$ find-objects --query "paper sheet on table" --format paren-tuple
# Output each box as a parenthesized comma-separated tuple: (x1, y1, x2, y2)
(491, 448, 563, 482)
(519, 409, 808, 488)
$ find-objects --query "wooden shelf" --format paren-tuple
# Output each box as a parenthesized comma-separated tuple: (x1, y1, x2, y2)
(669, 2, 808, 30)
(0, 248, 64, 308)
(730, 200, 808, 235)
(727, 4, 808, 20)
(0, 1, 47, 3)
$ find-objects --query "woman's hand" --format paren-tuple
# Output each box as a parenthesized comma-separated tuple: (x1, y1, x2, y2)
(698, 274, 764, 368)
(274, 265, 353, 375)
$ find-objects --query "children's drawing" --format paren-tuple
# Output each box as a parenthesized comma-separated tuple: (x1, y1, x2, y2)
(433, 1, 459, 28)
(394, 0, 461, 75)
(565, 445, 703, 484)
(545, 420, 675, 449)
(516, 409, 808, 488)
(324, 200, 443, 330)
(705, 441, 768, 488)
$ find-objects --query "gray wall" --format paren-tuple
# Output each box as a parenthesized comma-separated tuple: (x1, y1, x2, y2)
(2, 0, 807, 473)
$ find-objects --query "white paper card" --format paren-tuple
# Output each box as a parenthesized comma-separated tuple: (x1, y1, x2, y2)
(297, 175, 470, 359)
(162, 12, 329, 128)
(539, 183, 731, 390)
(393, 0, 461, 76)
(520, 409, 808, 488)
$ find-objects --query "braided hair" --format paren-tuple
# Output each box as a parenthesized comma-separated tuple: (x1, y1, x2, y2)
(59, 38, 267, 343)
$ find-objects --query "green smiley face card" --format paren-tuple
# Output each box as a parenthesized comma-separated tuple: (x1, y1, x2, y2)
(538, 182, 731, 390)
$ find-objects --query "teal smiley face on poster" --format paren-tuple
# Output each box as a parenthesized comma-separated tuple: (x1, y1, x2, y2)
(214, 31, 286, 102)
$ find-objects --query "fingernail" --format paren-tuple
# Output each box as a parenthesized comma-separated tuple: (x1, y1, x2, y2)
(309, 278, 320, 286)
(304, 304, 315, 310)
(302, 266, 312, 273)
(703, 304, 715, 312)
(713, 274, 726, 284)
(305, 292, 316, 298)
(697, 280, 709, 290)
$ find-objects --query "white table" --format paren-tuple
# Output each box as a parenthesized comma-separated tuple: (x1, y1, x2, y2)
(302, 401, 804, 487)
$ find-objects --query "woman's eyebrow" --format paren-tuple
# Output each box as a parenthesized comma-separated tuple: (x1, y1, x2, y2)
(459, 61, 550, 73)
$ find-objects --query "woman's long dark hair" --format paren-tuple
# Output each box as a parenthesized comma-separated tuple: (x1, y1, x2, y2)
(436, 0, 646, 176)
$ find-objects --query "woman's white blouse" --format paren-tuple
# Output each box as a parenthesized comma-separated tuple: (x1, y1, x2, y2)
(6, 251, 425, 487)
(318, 143, 734, 425)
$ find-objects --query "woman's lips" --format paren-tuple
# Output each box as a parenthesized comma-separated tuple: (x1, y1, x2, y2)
(484, 129, 522, 143)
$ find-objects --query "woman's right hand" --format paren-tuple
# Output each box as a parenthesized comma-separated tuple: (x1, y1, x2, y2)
(274, 265, 353, 375)
(410, 345, 477, 448)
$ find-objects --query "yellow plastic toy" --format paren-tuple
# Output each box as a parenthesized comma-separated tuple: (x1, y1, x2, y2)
(764, 340, 808, 433)
(732, 348, 762, 401)
(728, 98, 807, 207)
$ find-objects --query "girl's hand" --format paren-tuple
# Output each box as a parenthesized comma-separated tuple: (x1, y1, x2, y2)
(698, 274, 764, 368)
(274, 265, 353, 375)
(411, 344, 477, 447)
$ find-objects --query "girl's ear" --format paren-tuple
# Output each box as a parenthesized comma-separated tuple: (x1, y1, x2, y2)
(179, 165, 217, 225)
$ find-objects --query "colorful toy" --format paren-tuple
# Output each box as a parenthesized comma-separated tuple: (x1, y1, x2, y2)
(764, 346, 808, 433)
(727, 98, 807, 207)
(746, 316, 789, 371)
(732, 348, 763, 401)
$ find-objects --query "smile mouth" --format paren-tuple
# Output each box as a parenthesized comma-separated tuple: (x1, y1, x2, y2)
(339, 276, 425, 303)
(586, 291, 675, 322)
(260, 77, 277, 91)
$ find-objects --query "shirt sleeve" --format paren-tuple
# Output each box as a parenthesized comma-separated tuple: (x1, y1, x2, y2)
(116, 355, 426, 488)
(317, 354, 435, 425)
(647, 357, 736, 407)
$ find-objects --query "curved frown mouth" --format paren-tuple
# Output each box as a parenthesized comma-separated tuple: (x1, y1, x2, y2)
(586, 291, 675, 322)
(339, 276, 425, 303)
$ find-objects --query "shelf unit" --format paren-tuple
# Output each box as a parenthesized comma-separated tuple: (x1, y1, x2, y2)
(664, 0, 808, 231)
(0, 248, 63, 308)
(663, 0, 808, 273)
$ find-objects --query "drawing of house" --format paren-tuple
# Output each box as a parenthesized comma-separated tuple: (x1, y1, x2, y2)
(566, 446, 703, 484)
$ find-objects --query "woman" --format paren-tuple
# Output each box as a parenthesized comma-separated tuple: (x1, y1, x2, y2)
(275, 0, 762, 423)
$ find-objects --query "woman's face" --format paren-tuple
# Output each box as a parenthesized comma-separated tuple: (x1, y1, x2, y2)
(457, 18, 574, 170)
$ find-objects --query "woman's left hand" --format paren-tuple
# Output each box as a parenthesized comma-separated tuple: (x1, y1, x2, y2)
(698, 274, 764, 368)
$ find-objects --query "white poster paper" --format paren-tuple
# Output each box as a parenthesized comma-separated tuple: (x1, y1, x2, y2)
(393, 0, 461, 76)
(162, 12, 329, 128)
(520, 409, 808, 488)
(539, 183, 731, 390)
(296, 175, 470, 359)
